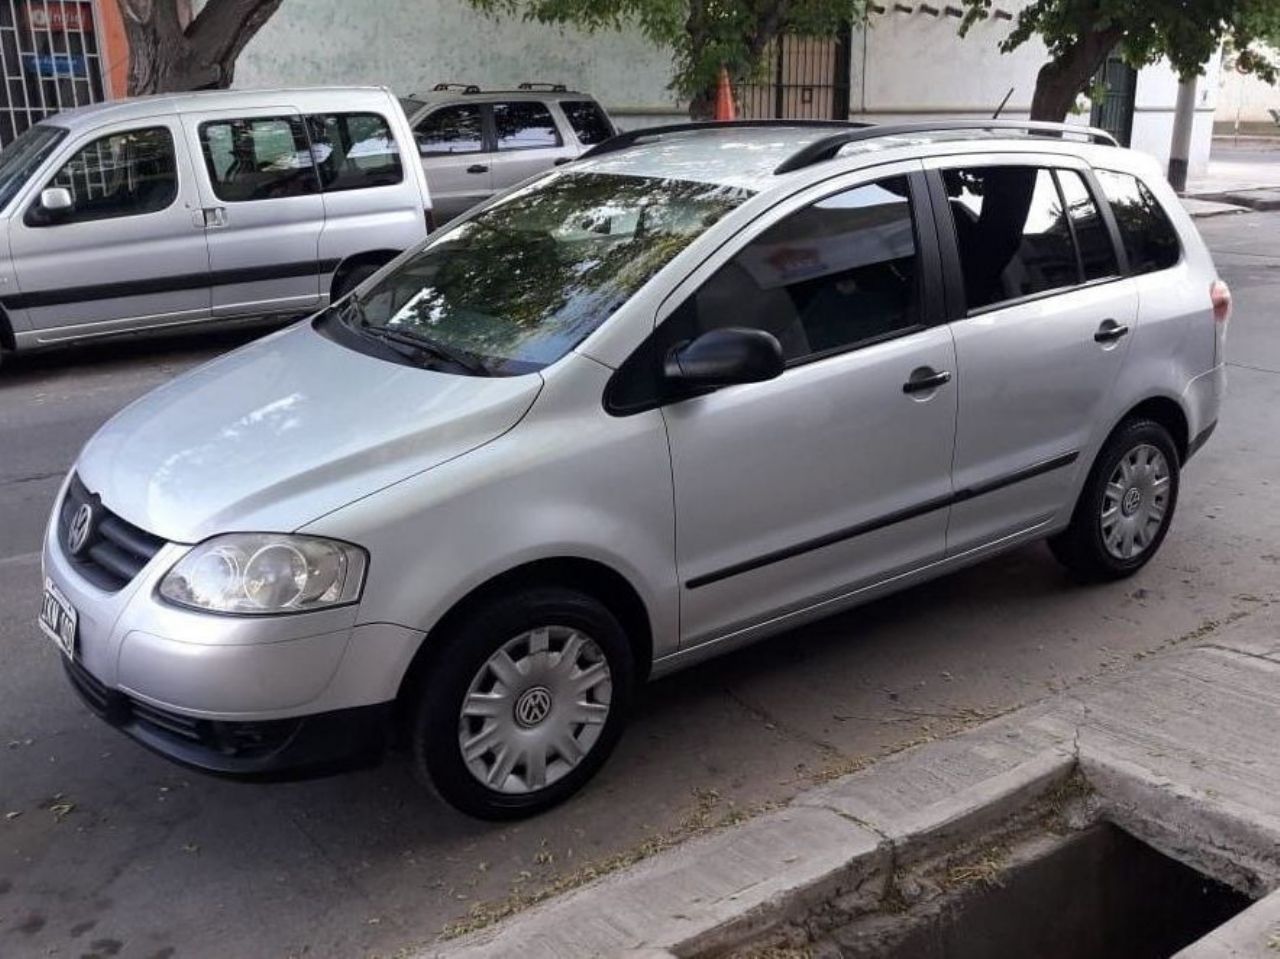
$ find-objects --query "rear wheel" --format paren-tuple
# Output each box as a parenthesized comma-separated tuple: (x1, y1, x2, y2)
(1049, 418, 1180, 581)
(410, 587, 634, 819)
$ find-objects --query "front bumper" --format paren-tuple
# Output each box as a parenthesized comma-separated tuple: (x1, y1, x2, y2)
(63, 653, 393, 778)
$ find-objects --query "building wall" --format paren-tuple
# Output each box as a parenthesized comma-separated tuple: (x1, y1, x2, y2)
(1216, 47, 1280, 131)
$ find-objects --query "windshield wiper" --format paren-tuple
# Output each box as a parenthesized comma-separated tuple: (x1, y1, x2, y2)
(357, 319, 492, 377)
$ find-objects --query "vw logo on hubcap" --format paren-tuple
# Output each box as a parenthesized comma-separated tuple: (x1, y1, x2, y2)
(66, 503, 95, 556)
(1121, 487, 1143, 516)
(514, 686, 553, 728)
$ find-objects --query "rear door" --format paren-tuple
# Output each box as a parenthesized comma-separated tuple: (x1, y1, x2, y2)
(412, 102, 491, 222)
(487, 100, 571, 191)
(6, 118, 211, 341)
(927, 156, 1138, 553)
(183, 108, 325, 317)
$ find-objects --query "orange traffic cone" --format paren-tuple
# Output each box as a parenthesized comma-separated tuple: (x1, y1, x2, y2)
(714, 65, 736, 121)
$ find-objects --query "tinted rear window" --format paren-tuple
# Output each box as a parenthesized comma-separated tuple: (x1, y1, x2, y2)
(1095, 170, 1181, 274)
(562, 100, 614, 145)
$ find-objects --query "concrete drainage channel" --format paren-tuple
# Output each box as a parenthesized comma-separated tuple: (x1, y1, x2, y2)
(432, 607, 1280, 959)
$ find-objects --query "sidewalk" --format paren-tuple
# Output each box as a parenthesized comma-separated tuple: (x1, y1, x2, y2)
(429, 602, 1280, 958)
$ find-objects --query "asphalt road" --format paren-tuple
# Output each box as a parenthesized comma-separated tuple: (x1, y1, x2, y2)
(2, 213, 1280, 959)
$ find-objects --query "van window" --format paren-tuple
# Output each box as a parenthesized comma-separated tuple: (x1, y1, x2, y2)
(414, 104, 485, 156)
(561, 100, 614, 145)
(669, 176, 921, 363)
(307, 112, 403, 191)
(0, 123, 66, 212)
(199, 116, 319, 202)
(942, 166, 1079, 311)
(38, 126, 177, 225)
(1057, 170, 1119, 281)
(1095, 169, 1181, 274)
(493, 102, 562, 151)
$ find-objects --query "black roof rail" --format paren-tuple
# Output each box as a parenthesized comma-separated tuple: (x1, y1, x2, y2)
(578, 119, 873, 161)
(773, 119, 1119, 174)
(431, 82, 481, 94)
(518, 81, 568, 91)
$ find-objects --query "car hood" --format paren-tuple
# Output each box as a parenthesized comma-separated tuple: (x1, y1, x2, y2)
(76, 323, 543, 543)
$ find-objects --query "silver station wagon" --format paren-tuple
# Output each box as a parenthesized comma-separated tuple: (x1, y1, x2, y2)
(41, 120, 1228, 818)
(0, 86, 432, 363)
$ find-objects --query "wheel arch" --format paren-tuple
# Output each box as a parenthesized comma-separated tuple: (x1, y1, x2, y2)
(329, 250, 401, 301)
(0, 304, 14, 352)
(1117, 395, 1190, 463)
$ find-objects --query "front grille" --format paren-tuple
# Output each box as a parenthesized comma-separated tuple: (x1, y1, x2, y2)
(58, 474, 166, 591)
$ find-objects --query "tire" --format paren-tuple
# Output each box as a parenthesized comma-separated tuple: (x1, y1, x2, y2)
(1048, 418, 1180, 581)
(332, 262, 382, 302)
(410, 587, 634, 819)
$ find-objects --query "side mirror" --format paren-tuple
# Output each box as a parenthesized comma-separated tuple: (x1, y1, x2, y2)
(663, 327, 784, 388)
(39, 187, 73, 214)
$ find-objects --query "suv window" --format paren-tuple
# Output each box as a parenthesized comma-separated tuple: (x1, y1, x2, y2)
(199, 116, 319, 202)
(1095, 169, 1181, 274)
(493, 101, 562, 151)
(1057, 169, 1118, 281)
(943, 166, 1079, 311)
(307, 112, 402, 191)
(37, 126, 177, 225)
(672, 176, 921, 363)
(415, 104, 484, 156)
(562, 100, 614, 145)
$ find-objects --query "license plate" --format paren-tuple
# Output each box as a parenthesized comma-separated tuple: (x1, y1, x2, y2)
(38, 578, 77, 659)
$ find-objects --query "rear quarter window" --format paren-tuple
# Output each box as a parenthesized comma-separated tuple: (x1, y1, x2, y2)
(1095, 169, 1181, 274)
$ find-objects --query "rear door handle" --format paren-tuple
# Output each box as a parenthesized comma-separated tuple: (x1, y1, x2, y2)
(466, 164, 489, 174)
(902, 368, 952, 394)
(200, 206, 227, 228)
(1094, 320, 1130, 343)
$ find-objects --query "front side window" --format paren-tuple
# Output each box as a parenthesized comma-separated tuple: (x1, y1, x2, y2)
(199, 116, 318, 202)
(943, 166, 1079, 310)
(1095, 169, 1181, 274)
(307, 112, 402, 191)
(1057, 169, 1119, 281)
(673, 176, 921, 363)
(493, 101, 562, 151)
(0, 123, 66, 212)
(339, 172, 752, 375)
(562, 100, 614, 145)
(414, 104, 484, 156)
(38, 126, 177, 225)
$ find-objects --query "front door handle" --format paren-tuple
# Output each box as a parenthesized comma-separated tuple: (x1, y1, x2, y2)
(1094, 319, 1130, 343)
(466, 164, 489, 174)
(902, 367, 952, 394)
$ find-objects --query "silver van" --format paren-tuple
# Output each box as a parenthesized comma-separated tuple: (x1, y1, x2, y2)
(399, 83, 615, 222)
(0, 86, 431, 363)
(41, 120, 1227, 819)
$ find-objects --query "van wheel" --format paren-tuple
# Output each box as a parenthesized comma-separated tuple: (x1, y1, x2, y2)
(332, 262, 381, 302)
(1048, 418, 1180, 581)
(410, 587, 634, 819)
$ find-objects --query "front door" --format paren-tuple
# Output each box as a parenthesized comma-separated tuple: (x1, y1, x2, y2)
(928, 158, 1138, 552)
(183, 108, 325, 317)
(654, 166, 958, 644)
(413, 102, 492, 223)
(6, 119, 211, 341)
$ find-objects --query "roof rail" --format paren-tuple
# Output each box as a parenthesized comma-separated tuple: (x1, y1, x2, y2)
(431, 82, 481, 94)
(773, 119, 1119, 174)
(518, 81, 568, 91)
(578, 119, 872, 161)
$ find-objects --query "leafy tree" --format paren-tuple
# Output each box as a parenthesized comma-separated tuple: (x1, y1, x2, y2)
(465, 0, 863, 117)
(959, 0, 1280, 122)
(120, 0, 285, 95)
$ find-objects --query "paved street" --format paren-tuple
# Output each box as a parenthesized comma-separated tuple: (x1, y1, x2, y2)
(2, 211, 1280, 959)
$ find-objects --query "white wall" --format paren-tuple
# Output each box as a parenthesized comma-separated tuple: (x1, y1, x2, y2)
(1216, 46, 1280, 127)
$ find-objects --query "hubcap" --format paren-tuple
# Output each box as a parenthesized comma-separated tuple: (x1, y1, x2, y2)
(458, 626, 612, 795)
(1101, 443, 1171, 560)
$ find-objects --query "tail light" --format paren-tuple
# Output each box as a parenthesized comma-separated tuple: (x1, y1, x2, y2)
(1210, 279, 1232, 324)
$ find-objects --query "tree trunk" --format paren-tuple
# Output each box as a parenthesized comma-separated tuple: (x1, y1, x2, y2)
(121, 0, 285, 95)
(1028, 26, 1123, 122)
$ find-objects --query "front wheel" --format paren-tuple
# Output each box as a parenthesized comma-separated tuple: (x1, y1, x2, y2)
(410, 587, 634, 819)
(1049, 418, 1180, 581)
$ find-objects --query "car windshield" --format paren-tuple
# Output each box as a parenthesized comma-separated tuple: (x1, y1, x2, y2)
(0, 123, 67, 211)
(345, 171, 754, 375)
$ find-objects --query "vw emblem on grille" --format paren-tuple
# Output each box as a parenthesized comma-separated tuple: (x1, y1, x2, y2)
(66, 503, 95, 556)
(514, 686, 553, 728)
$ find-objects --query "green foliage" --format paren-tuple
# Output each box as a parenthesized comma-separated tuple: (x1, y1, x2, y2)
(958, 0, 1280, 84)
(466, 0, 863, 102)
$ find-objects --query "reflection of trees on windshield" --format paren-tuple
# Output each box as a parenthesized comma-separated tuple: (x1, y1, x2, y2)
(359, 172, 752, 373)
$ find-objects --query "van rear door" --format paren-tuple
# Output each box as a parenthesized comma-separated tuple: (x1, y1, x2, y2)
(182, 107, 325, 318)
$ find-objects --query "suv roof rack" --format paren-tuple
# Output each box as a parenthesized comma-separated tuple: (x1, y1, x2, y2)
(518, 81, 568, 91)
(431, 82, 481, 94)
(577, 118, 1118, 171)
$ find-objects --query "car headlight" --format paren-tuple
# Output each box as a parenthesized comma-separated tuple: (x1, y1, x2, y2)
(158, 534, 367, 615)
